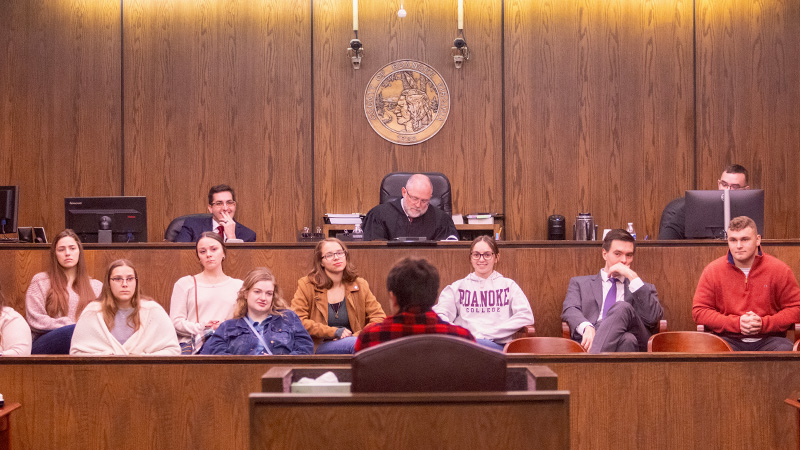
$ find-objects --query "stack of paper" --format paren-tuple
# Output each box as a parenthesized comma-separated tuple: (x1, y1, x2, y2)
(324, 213, 362, 225)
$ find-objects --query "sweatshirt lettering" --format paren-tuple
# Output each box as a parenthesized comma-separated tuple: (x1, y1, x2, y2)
(457, 288, 510, 313)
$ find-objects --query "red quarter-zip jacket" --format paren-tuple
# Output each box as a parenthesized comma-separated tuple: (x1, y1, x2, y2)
(692, 249, 800, 338)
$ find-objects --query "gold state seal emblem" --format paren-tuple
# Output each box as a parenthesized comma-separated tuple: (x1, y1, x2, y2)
(364, 60, 450, 145)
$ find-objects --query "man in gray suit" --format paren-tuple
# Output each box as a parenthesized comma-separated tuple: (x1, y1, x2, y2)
(561, 229, 663, 353)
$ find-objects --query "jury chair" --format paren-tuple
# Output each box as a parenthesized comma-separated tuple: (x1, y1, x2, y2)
(379, 172, 453, 216)
(351, 334, 506, 393)
(647, 331, 733, 352)
(163, 213, 212, 242)
(503, 337, 586, 354)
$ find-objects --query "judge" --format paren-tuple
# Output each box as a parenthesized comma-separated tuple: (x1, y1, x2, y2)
(362, 174, 457, 241)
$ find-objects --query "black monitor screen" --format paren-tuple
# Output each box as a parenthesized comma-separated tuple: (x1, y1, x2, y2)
(0, 185, 19, 235)
(685, 190, 764, 239)
(65, 196, 147, 243)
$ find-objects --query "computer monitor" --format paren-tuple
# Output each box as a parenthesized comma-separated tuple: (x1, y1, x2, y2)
(64, 196, 148, 243)
(0, 185, 19, 235)
(684, 190, 764, 239)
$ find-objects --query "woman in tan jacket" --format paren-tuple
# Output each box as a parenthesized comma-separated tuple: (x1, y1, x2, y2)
(291, 238, 385, 353)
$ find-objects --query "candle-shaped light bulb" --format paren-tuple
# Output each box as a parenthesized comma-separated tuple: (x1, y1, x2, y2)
(353, 0, 358, 31)
(458, 0, 463, 30)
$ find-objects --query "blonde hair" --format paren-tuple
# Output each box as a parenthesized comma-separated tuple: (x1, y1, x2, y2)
(233, 268, 288, 319)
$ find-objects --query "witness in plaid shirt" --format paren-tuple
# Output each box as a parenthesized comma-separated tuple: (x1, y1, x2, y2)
(355, 257, 475, 351)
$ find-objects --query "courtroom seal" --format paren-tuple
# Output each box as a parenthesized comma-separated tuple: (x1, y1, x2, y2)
(364, 60, 450, 145)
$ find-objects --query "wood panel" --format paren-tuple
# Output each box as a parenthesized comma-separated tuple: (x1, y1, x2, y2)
(0, 0, 122, 239)
(123, 0, 312, 242)
(1, 354, 799, 449)
(313, 0, 503, 224)
(696, 0, 800, 239)
(4, 241, 800, 338)
(251, 392, 570, 450)
(504, 0, 694, 240)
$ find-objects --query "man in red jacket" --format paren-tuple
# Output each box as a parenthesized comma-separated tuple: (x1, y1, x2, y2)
(693, 216, 800, 350)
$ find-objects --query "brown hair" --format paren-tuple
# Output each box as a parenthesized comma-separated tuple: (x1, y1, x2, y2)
(387, 257, 440, 312)
(196, 231, 227, 267)
(602, 229, 636, 252)
(307, 238, 358, 289)
(232, 267, 288, 319)
(724, 164, 749, 184)
(98, 259, 142, 332)
(728, 216, 757, 233)
(208, 184, 236, 204)
(469, 235, 499, 259)
(45, 229, 98, 319)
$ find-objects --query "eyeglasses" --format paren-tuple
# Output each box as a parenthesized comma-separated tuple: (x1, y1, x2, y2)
(405, 193, 431, 206)
(110, 276, 137, 284)
(470, 252, 495, 260)
(210, 200, 237, 208)
(322, 251, 347, 261)
(718, 180, 746, 190)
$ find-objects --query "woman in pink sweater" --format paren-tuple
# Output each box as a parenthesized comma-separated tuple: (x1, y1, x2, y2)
(25, 229, 103, 354)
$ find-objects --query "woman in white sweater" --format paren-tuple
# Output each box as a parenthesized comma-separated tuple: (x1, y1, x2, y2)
(433, 236, 534, 351)
(70, 259, 180, 356)
(170, 232, 243, 354)
(1, 284, 32, 356)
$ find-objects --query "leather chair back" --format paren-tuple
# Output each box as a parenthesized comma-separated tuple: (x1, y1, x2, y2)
(163, 213, 212, 242)
(379, 172, 453, 216)
(352, 334, 506, 393)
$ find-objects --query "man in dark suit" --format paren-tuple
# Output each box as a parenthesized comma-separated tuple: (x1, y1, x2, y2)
(561, 229, 663, 353)
(175, 184, 257, 243)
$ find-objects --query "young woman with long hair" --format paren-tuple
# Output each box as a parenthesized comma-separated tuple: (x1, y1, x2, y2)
(25, 229, 103, 354)
(169, 232, 242, 354)
(70, 259, 179, 355)
(290, 238, 385, 354)
(201, 267, 313, 355)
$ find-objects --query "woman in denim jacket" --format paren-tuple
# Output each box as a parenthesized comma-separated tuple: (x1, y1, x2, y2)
(201, 268, 313, 355)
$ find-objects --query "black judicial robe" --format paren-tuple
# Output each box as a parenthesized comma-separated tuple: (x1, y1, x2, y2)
(362, 199, 458, 241)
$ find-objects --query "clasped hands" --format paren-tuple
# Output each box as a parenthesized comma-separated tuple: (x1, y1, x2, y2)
(739, 311, 762, 335)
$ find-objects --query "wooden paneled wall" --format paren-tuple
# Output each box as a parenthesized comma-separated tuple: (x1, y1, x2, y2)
(1, 1, 799, 241)
(504, 0, 695, 240)
(313, 0, 504, 217)
(123, 0, 312, 242)
(0, 1, 122, 233)
(696, 0, 800, 239)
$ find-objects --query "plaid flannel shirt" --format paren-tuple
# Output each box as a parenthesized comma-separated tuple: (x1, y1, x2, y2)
(354, 307, 475, 352)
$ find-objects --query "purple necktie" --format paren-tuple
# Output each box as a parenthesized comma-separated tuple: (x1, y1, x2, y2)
(602, 277, 617, 318)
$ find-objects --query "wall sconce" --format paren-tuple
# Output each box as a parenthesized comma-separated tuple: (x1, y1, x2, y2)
(451, 0, 469, 69)
(451, 33, 470, 69)
(348, 35, 364, 70)
(348, 0, 363, 69)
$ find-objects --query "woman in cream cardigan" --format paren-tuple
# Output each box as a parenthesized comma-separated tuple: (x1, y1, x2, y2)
(0, 283, 31, 356)
(70, 259, 180, 356)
